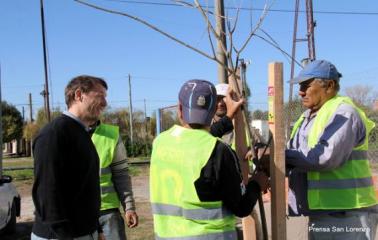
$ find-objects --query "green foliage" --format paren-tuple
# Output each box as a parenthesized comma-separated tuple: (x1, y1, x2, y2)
(23, 122, 40, 141)
(1, 101, 23, 142)
(3, 169, 34, 181)
(102, 108, 155, 157)
(35, 107, 62, 129)
(251, 109, 268, 120)
(123, 134, 151, 157)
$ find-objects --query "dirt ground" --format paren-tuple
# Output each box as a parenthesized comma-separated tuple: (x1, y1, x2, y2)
(3, 165, 378, 240)
(1, 165, 153, 240)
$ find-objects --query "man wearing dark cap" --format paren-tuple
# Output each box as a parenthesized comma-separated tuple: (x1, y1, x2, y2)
(286, 60, 378, 239)
(150, 79, 269, 239)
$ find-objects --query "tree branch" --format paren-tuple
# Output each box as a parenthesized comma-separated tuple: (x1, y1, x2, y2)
(75, 0, 223, 64)
(237, 1, 273, 54)
(254, 33, 302, 67)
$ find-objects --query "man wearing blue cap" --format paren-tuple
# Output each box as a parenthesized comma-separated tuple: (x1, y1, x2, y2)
(286, 60, 378, 239)
(150, 79, 269, 240)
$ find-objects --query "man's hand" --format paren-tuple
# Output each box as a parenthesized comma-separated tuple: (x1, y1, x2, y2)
(125, 210, 139, 228)
(244, 149, 253, 162)
(224, 87, 245, 119)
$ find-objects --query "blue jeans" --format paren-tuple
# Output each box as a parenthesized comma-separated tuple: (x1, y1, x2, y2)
(99, 211, 127, 240)
(31, 231, 98, 240)
(308, 211, 378, 240)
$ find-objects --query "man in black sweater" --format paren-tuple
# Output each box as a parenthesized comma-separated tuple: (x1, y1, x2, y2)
(32, 75, 108, 240)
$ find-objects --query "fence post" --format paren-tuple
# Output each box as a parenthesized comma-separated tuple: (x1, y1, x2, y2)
(268, 62, 286, 240)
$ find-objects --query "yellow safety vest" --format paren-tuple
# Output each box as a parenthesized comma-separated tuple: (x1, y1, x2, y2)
(92, 124, 120, 211)
(150, 125, 236, 239)
(291, 95, 377, 210)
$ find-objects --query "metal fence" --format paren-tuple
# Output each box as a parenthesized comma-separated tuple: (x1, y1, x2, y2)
(156, 105, 179, 134)
(367, 115, 378, 164)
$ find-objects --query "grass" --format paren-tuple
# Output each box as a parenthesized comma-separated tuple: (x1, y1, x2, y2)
(3, 169, 34, 181)
(2, 157, 33, 168)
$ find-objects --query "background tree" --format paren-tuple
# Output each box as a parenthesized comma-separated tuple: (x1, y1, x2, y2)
(284, 96, 305, 123)
(101, 108, 155, 157)
(343, 85, 378, 161)
(23, 122, 39, 142)
(1, 101, 23, 143)
(251, 109, 268, 120)
(345, 85, 378, 109)
(35, 107, 62, 129)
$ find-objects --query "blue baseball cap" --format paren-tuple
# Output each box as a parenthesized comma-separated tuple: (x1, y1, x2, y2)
(179, 79, 217, 126)
(290, 60, 342, 84)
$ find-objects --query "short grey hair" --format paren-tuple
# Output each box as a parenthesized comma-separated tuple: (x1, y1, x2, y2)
(314, 78, 340, 92)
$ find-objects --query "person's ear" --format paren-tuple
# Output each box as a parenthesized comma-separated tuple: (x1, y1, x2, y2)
(326, 81, 335, 93)
(74, 89, 83, 102)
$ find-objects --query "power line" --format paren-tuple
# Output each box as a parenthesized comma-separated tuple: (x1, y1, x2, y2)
(103, 0, 378, 16)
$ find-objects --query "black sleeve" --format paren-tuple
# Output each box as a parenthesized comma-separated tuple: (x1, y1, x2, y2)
(210, 116, 234, 138)
(195, 141, 261, 218)
(32, 128, 73, 238)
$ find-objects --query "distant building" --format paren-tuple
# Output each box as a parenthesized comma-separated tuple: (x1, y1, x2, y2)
(251, 120, 269, 143)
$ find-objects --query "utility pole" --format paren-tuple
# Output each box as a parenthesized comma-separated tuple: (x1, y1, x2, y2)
(144, 99, 148, 136)
(22, 106, 25, 121)
(128, 74, 134, 148)
(0, 63, 3, 178)
(306, 0, 316, 60)
(40, 0, 51, 122)
(144, 98, 149, 155)
(28, 93, 34, 157)
(29, 93, 33, 122)
(215, 0, 228, 83)
(288, 0, 316, 137)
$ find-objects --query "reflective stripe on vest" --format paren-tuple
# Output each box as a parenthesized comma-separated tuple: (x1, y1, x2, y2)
(92, 124, 120, 211)
(290, 96, 377, 210)
(101, 166, 111, 175)
(154, 231, 237, 240)
(150, 125, 236, 239)
(151, 203, 233, 220)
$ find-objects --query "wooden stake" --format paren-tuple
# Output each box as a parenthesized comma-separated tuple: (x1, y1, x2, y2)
(228, 71, 257, 240)
(268, 62, 286, 240)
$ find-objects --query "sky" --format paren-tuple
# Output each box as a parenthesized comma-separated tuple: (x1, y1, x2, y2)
(1, 0, 378, 121)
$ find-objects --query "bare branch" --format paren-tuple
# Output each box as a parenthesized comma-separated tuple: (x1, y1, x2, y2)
(205, 11, 217, 58)
(237, 1, 273, 54)
(229, 3, 241, 34)
(226, 15, 236, 70)
(172, 0, 215, 15)
(194, 0, 219, 39)
(74, 0, 225, 65)
(194, 0, 229, 66)
(259, 28, 291, 64)
(254, 33, 302, 67)
(171, 0, 195, 8)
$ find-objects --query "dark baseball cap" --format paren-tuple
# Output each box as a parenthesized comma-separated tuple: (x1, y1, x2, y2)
(178, 79, 217, 126)
(289, 60, 342, 84)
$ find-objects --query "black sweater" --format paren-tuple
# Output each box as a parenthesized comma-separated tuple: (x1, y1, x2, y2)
(32, 115, 101, 239)
(195, 140, 261, 218)
(193, 116, 261, 218)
